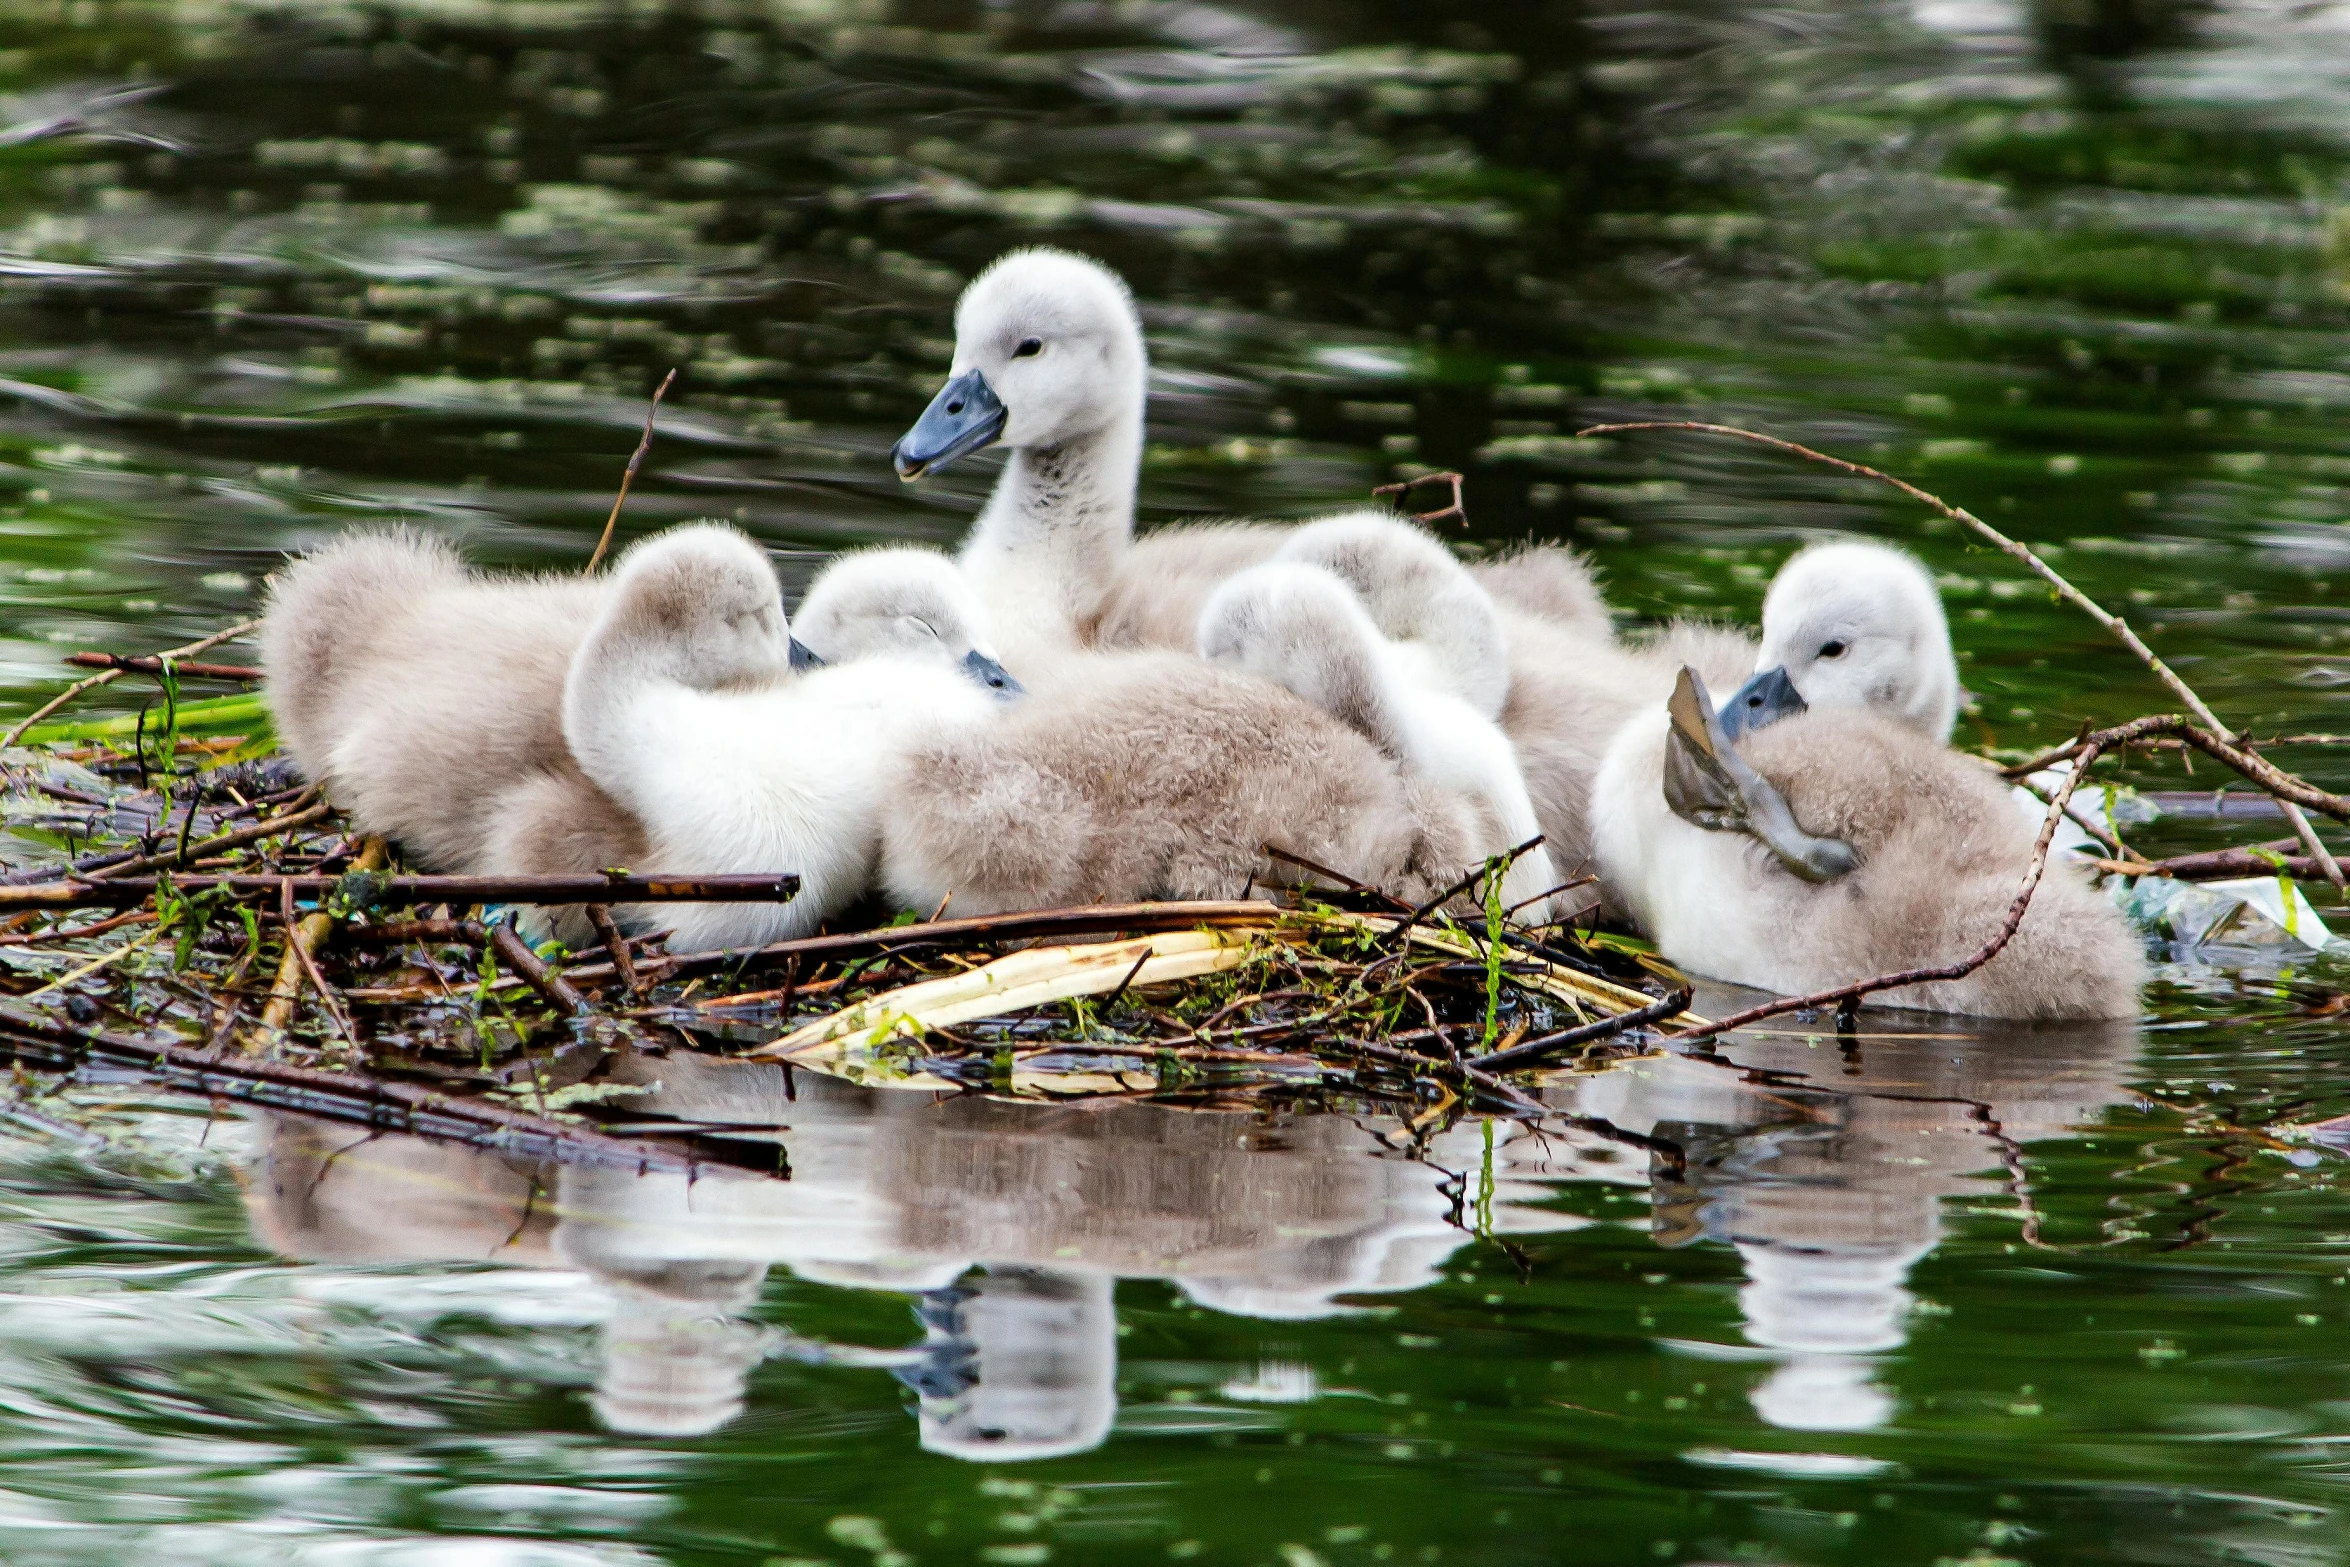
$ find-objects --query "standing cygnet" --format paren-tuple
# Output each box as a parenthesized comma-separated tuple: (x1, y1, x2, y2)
(892, 247, 1486, 675)
(1590, 669, 2142, 1018)
(893, 247, 1148, 669)
(1198, 561, 1562, 922)
(1720, 540, 1960, 742)
(564, 528, 1007, 953)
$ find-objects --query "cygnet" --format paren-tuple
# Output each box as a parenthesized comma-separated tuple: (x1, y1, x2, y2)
(893, 247, 1148, 669)
(1590, 667, 2142, 1018)
(1197, 561, 1562, 921)
(1718, 539, 1960, 742)
(878, 648, 1486, 919)
(563, 527, 1009, 952)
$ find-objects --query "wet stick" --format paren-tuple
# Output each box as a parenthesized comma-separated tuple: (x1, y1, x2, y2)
(584, 367, 678, 573)
(1579, 419, 2350, 888)
(1, 618, 260, 748)
(0, 868, 803, 911)
(253, 836, 386, 1047)
(486, 914, 590, 1016)
(584, 904, 640, 996)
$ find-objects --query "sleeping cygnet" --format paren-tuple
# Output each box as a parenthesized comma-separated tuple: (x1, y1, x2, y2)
(563, 529, 1015, 953)
(1197, 561, 1564, 923)
(1590, 668, 2142, 1019)
(1483, 536, 1963, 892)
(877, 648, 1487, 920)
(475, 540, 1017, 946)
(260, 527, 615, 875)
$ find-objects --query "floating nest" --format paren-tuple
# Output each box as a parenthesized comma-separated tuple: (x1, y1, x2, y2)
(0, 691, 1697, 1175)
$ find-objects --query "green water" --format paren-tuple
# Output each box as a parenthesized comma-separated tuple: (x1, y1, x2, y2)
(0, 1, 2349, 1562)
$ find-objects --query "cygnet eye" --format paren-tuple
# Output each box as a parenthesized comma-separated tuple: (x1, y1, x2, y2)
(1012, 337, 1044, 358)
(1818, 639, 1849, 659)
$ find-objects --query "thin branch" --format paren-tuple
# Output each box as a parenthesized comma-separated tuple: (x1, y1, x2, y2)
(0, 868, 804, 912)
(486, 915, 589, 1015)
(1479, 989, 1691, 1071)
(584, 904, 641, 997)
(4, 618, 261, 747)
(1372, 469, 1468, 527)
(1577, 422, 2224, 722)
(585, 367, 678, 573)
(63, 652, 261, 681)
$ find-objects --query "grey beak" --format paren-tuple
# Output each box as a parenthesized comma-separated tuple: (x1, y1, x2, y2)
(893, 370, 1008, 480)
(1663, 666, 1857, 883)
(963, 649, 1024, 699)
(788, 637, 826, 672)
(1717, 664, 1807, 740)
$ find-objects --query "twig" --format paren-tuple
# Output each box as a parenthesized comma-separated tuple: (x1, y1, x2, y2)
(79, 800, 334, 880)
(585, 367, 678, 573)
(1101, 949, 1153, 1011)
(1478, 989, 1691, 1071)
(3, 618, 261, 747)
(1389, 837, 1546, 947)
(0, 868, 804, 912)
(256, 838, 387, 1045)
(20, 927, 162, 997)
(584, 904, 640, 996)
(0, 1005, 732, 1175)
(1372, 470, 1468, 527)
(63, 653, 261, 681)
(286, 881, 356, 1047)
(0, 909, 154, 947)
(2082, 841, 2323, 882)
(1676, 743, 2098, 1041)
(1260, 846, 1413, 911)
(486, 915, 589, 1016)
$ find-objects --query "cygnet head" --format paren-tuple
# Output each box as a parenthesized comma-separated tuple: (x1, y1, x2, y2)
(892, 248, 1146, 479)
(594, 523, 795, 691)
(793, 547, 1023, 697)
(1198, 561, 1390, 739)
(1722, 540, 1960, 743)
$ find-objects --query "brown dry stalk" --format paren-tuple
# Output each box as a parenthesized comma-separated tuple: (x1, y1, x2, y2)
(2, 618, 262, 747)
(254, 836, 386, 1046)
(1580, 419, 2349, 888)
(584, 367, 678, 573)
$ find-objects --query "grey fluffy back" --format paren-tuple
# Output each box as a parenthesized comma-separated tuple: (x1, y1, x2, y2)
(1738, 709, 2145, 1019)
(880, 652, 1479, 915)
(259, 528, 615, 872)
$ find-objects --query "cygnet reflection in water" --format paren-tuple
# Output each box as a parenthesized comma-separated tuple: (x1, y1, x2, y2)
(241, 1059, 1590, 1453)
(1480, 1011, 2146, 1433)
(244, 1021, 2139, 1450)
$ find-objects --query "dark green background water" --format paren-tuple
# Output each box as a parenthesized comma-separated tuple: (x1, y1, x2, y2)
(2, 1, 2350, 1563)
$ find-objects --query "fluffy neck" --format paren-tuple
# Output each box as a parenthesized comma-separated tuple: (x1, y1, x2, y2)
(961, 412, 1141, 652)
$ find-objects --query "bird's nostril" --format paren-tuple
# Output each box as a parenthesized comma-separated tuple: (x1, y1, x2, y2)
(946, 400, 964, 413)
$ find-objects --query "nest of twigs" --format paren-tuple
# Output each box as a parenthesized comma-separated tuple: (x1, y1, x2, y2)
(0, 699, 1694, 1176)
